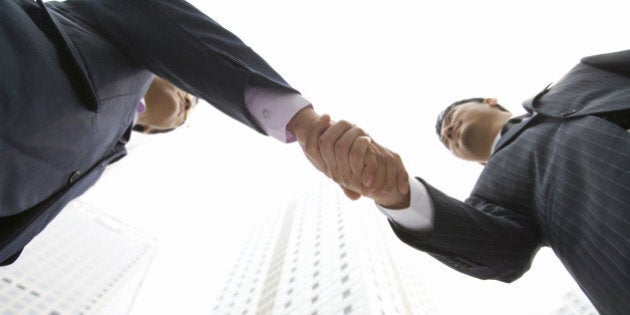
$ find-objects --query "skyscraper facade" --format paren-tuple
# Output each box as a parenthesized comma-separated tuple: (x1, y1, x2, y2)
(0, 201, 157, 315)
(211, 181, 436, 315)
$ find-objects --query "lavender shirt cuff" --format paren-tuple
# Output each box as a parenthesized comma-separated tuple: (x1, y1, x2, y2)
(376, 178, 434, 231)
(244, 86, 312, 143)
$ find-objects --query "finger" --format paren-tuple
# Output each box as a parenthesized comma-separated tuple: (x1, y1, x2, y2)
(361, 145, 378, 189)
(349, 136, 371, 188)
(395, 154, 410, 195)
(378, 149, 397, 196)
(335, 127, 369, 189)
(303, 114, 331, 173)
(342, 186, 361, 201)
(319, 120, 353, 182)
(368, 144, 387, 194)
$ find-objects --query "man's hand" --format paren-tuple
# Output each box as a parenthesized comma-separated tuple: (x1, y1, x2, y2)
(318, 119, 410, 207)
(287, 108, 372, 199)
(287, 107, 331, 174)
(288, 108, 409, 207)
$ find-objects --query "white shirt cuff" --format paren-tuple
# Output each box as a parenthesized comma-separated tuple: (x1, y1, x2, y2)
(244, 86, 312, 143)
(376, 178, 434, 231)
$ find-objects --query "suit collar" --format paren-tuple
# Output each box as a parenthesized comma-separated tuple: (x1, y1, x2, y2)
(493, 112, 540, 153)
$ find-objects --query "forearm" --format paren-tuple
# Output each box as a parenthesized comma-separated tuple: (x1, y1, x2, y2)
(390, 180, 542, 282)
(64, 0, 298, 131)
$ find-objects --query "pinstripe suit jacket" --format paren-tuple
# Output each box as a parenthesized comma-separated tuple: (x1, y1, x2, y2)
(0, 0, 296, 265)
(390, 50, 630, 315)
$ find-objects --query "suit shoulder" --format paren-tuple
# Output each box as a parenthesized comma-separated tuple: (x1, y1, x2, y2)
(581, 49, 630, 79)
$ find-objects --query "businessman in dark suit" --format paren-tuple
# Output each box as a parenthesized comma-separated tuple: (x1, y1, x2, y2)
(318, 50, 630, 314)
(0, 0, 399, 267)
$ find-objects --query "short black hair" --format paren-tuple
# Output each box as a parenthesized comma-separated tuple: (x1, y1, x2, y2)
(435, 98, 484, 138)
(435, 98, 509, 138)
(132, 124, 175, 134)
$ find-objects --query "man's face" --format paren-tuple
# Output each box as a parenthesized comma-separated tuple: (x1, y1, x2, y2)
(439, 99, 504, 162)
(136, 77, 196, 132)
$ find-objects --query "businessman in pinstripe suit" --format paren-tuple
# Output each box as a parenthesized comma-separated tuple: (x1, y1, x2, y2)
(318, 50, 630, 314)
(2, 0, 391, 268)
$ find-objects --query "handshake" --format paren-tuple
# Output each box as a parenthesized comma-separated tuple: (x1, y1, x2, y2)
(288, 108, 410, 209)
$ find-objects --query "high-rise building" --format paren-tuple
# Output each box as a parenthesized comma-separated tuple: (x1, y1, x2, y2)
(211, 181, 437, 315)
(0, 200, 158, 315)
(550, 289, 599, 315)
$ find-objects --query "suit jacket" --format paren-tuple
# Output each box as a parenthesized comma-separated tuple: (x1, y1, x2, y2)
(390, 50, 630, 315)
(0, 0, 297, 265)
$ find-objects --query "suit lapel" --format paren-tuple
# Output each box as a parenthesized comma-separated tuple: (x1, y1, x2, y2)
(37, 0, 100, 111)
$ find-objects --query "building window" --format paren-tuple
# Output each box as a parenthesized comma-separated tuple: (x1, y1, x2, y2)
(341, 275, 349, 283)
(311, 295, 319, 304)
(285, 301, 291, 308)
(313, 271, 319, 278)
(343, 289, 351, 298)
(343, 305, 353, 314)
(340, 263, 348, 270)
(312, 282, 319, 290)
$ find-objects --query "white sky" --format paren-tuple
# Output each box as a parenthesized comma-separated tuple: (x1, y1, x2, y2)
(79, 0, 627, 314)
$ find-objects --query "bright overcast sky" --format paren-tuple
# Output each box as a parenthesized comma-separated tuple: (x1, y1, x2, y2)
(79, 0, 627, 314)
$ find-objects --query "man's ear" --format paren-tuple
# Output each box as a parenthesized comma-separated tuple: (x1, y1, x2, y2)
(484, 98, 498, 107)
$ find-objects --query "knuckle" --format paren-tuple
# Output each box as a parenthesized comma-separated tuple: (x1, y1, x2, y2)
(318, 134, 332, 148)
(337, 120, 351, 128)
(334, 140, 349, 153)
(394, 153, 402, 163)
(349, 148, 363, 161)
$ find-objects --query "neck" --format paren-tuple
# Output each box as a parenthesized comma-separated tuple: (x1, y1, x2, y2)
(493, 112, 514, 138)
(480, 112, 513, 164)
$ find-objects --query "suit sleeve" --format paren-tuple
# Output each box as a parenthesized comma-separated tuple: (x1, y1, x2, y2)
(55, 0, 300, 134)
(389, 178, 542, 283)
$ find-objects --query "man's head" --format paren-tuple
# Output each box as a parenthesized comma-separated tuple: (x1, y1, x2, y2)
(436, 98, 512, 163)
(134, 77, 198, 134)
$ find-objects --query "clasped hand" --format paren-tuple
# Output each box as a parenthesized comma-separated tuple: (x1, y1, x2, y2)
(294, 111, 410, 209)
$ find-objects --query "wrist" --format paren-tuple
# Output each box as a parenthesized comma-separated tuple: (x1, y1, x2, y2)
(287, 106, 318, 143)
(377, 191, 410, 210)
